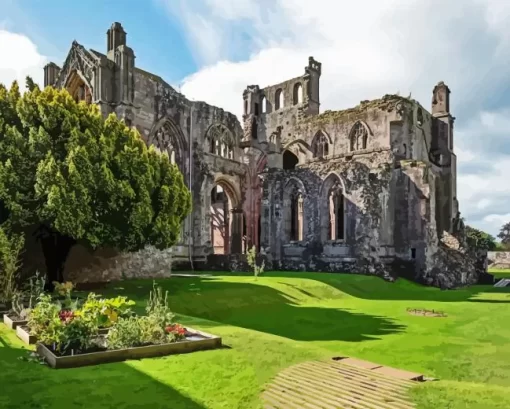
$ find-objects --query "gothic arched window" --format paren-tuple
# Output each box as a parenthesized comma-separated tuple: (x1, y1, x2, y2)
(312, 131, 329, 158)
(207, 124, 235, 159)
(349, 121, 369, 151)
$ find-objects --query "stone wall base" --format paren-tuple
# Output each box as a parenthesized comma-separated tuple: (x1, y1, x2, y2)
(488, 251, 510, 269)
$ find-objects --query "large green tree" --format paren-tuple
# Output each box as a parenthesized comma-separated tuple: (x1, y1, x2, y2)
(0, 79, 192, 287)
(498, 222, 510, 246)
(465, 225, 497, 252)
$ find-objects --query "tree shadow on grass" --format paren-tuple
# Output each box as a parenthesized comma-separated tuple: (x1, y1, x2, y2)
(0, 332, 207, 409)
(99, 278, 406, 342)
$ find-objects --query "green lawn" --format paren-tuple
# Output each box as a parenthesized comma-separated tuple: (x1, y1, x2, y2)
(1, 272, 510, 409)
(489, 268, 510, 279)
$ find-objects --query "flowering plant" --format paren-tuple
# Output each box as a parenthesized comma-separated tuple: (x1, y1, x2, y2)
(165, 323, 186, 340)
(58, 310, 75, 324)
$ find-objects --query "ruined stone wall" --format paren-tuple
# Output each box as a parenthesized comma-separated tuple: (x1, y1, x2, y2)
(37, 23, 248, 283)
(488, 251, 510, 269)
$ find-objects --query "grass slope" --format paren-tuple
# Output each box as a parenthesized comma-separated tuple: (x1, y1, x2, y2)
(1, 272, 509, 409)
(489, 268, 510, 279)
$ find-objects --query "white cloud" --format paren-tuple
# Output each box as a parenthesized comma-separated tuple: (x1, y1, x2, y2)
(159, 0, 510, 237)
(0, 29, 46, 89)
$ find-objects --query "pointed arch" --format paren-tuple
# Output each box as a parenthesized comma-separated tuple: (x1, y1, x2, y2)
(275, 88, 284, 110)
(293, 83, 303, 105)
(214, 176, 241, 208)
(349, 121, 370, 151)
(261, 96, 267, 113)
(320, 172, 347, 242)
(210, 177, 242, 255)
(283, 150, 299, 170)
(65, 70, 92, 104)
(283, 139, 312, 153)
(311, 130, 330, 158)
(148, 117, 187, 172)
(206, 123, 235, 159)
(283, 177, 307, 242)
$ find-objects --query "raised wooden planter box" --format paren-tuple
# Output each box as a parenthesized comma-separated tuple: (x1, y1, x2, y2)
(3, 314, 28, 330)
(16, 326, 37, 345)
(37, 327, 222, 369)
(17, 326, 110, 346)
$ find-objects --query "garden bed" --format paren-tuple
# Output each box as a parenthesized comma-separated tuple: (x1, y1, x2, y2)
(16, 326, 111, 345)
(16, 325, 37, 344)
(37, 327, 222, 369)
(3, 313, 28, 330)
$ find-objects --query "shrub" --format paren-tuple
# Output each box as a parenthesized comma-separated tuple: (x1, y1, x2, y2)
(23, 271, 46, 309)
(107, 283, 181, 350)
(28, 294, 63, 337)
(37, 309, 98, 355)
(146, 281, 174, 327)
(76, 293, 135, 328)
(247, 245, 265, 279)
(0, 227, 24, 306)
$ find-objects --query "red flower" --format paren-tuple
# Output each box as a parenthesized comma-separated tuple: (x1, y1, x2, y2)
(59, 310, 75, 323)
(165, 324, 186, 337)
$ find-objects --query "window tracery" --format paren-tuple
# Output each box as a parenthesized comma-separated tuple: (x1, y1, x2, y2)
(312, 131, 329, 158)
(207, 124, 235, 159)
(349, 121, 369, 151)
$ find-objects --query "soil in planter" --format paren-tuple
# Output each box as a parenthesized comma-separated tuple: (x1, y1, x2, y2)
(5, 312, 28, 321)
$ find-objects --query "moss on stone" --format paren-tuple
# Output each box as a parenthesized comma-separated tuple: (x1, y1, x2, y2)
(298, 94, 415, 128)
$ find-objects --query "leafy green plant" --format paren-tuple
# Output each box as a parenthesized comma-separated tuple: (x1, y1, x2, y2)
(107, 316, 145, 350)
(23, 271, 46, 309)
(27, 293, 60, 336)
(247, 245, 265, 280)
(59, 316, 98, 354)
(146, 281, 174, 327)
(37, 310, 98, 355)
(10, 290, 30, 319)
(107, 284, 181, 350)
(107, 314, 178, 350)
(76, 293, 135, 328)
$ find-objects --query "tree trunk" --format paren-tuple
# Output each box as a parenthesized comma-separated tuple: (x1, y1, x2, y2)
(39, 227, 75, 291)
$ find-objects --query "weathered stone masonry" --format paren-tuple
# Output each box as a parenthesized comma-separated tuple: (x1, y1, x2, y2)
(33, 22, 487, 288)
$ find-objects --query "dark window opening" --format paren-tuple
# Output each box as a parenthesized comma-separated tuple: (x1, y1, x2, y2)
(254, 103, 259, 116)
(335, 194, 345, 240)
(251, 119, 258, 140)
(417, 108, 424, 126)
(290, 199, 297, 241)
(257, 214, 261, 251)
(211, 186, 225, 202)
(283, 150, 298, 170)
(411, 248, 416, 259)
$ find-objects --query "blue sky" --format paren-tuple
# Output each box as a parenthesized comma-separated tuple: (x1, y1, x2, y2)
(0, 0, 198, 84)
(1, 0, 510, 238)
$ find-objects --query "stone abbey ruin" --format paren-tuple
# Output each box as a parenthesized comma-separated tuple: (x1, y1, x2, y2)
(36, 22, 488, 288)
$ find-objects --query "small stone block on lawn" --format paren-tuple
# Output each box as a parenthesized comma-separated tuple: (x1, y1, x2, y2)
(337, 358, 382, 370)
(372, 366, 424, 381)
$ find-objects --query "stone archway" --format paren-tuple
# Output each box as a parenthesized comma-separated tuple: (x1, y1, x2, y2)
(210, 179, 243, 254)
(65, 70, 92, 104)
